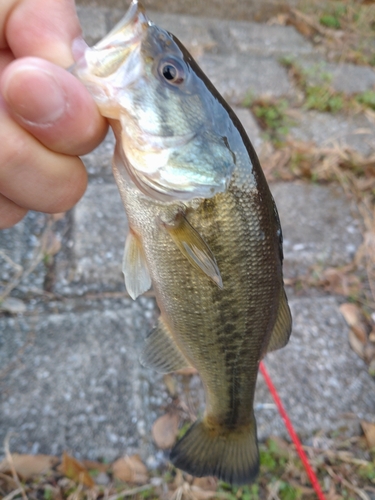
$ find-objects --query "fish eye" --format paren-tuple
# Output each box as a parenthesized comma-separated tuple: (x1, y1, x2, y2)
(158, 58, 185, 85)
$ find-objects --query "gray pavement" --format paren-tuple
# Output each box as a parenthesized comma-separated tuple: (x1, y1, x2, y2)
(1, 5, 375, 465)
(76, 0, 300, 23)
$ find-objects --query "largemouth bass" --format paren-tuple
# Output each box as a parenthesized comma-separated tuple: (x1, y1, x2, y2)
(72, 0, 292, 485)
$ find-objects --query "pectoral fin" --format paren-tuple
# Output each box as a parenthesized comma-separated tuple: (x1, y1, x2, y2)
(266, 289, 292, 353)
(140, 317, 191, 373)
(122, 231, 152, 300)
(166, 215, 223, 289)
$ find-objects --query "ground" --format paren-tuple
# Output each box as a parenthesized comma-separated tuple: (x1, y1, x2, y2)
(1, 1, 375, 499)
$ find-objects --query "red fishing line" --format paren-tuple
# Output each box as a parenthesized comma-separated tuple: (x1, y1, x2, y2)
(259, 361, 327, 500)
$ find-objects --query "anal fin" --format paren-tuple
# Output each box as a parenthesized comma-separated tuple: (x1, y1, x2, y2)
(140, 317, 191, 373)
(165, 214, 223, 289)
(123, 231, 151, 300)
(266, 289, 292, 353)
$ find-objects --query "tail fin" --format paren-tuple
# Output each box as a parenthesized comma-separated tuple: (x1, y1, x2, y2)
(170, 415, 259, 485)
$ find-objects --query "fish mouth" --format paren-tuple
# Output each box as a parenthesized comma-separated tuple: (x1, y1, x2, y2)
(93, 0, 150, 56)
(70, 0, 150, 110)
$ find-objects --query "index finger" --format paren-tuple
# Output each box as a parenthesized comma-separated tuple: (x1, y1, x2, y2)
(1, 0, 81, 67)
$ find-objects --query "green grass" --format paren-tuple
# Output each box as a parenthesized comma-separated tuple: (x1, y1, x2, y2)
(320, 14, 341, 30)
(245, 97, 294, 145)
(296, 0, 375, 67)
(281, 59, 346, 113)
(356, 90, 375, 110)
(281, 58, 375, 114)
(305, 85, 344, 112)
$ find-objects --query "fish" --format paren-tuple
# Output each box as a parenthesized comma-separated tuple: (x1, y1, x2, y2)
(72, 0, 292, 485)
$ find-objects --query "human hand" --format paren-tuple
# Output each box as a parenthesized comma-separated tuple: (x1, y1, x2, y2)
(0, 0, 108, 229)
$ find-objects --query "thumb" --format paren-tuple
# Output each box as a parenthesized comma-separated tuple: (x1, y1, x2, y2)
(0, 57, 108, 155)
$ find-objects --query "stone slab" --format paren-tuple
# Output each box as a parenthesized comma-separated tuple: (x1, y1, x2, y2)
(129, 11, 217, 59)
(80, 128, 115, 179)
(75, 0, 300, 23)
(272, 182, 363, 278)
(197, 54, 292, 104)
(255, 295, 375, 439)
(54, 181, 363, 293)
(1, 293, 374, 462)
(76, 6, 108, 45)
(0, 212, 49, 300)
(232, 107, 264, 154)
(290, 110, 375, 157)
(227, 22, 314, 57)
(0, 297, 164, 463)
(55, 182, 128, 296)
(78, 6, 312, 69)
(293, 57, 375, 95)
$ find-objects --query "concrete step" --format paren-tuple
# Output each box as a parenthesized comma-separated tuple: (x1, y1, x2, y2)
(1, 293, 373, 460)
(1, 3, 374, 466)
(0, 123, 364, 298)
(76, 6, 375, 150)
(51, 178, 363, 296)
(76, 0, 299, 23)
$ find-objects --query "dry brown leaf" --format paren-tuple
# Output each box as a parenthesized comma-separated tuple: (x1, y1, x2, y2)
(362, 421, 375, 449)
(364, 343, 375, 364)
(163, 374, 177, 397)
(190, 486, 218, 500)
(192, 476, 217, 491)
(351, 324, 368, 345)
(61, 452, 95, 488)
(349, 329, 365, 359)
(340, 303, 361, 327)
(152, 412, 180, 450)
(81, 460, 109, 473)
(0, 454, 57, 480)
(340, 303, 368, 343)
(286, 14, 316, 38)
(321, 268, 361, 297)
(0, 471, 18, 491)
(112, 455, 148, 485)
(361, 420, 375, 448)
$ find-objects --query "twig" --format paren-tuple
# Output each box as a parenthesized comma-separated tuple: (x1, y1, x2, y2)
(106, 484, 153, 500)
(340, 477, 371, 500)
(0, 325, 35, 381)
(3, 487, 24, 500)
(0, 252, 24, 303)
(326, 466, 370, 500)
(4, 434, 28, 500)
(303, 446, 371, 466)
(67, 480, 83, 500)
(267, 480, 281, 500)
(0, 216, 60, 303)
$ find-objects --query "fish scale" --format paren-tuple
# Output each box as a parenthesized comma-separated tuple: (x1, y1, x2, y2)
(135, 185, 279, 425)
(72, 0, 292, 484)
